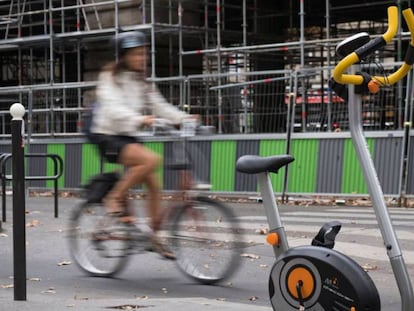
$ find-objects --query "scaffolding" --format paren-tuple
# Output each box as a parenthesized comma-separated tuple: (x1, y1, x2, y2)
(0, 0, 411, 137)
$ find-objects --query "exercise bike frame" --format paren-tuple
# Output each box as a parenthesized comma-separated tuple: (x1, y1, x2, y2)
(237, 5, 414, 310)
(332, 5, 414, 310)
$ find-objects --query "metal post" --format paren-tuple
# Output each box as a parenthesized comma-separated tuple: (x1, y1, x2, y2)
(10, 102, 26, 301)
(150, 0, 156, 80)
(242, 0, 248, 133)
(299, 0, 307, 132)
(400, 71, 414, 206)
(326, 0, 333, 131)
(204, 0, 211, 125)
(178, 1, 184, 109)
(216, 0, 223, 133)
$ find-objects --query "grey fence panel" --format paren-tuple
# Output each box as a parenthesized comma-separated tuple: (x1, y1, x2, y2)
(235, 140, 260, 192)
(26, 144, 47, 188)
(405, 136, 414, 195)
(373, 137, 403, 196)
(163, 140, 211, 191)
(64, 144, 83, 189)
(187, 141, 211, 185)
(315, 138, 344, 194)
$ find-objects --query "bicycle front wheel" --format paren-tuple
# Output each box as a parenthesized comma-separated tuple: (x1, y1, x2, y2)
(170, 197, 242, 285)
(67, 201, 131, 277)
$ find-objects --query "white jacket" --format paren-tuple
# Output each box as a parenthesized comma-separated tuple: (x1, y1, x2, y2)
(91, 70, 187, 136)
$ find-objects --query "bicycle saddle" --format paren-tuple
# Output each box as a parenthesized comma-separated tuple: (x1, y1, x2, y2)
(236, 155, 295, 174)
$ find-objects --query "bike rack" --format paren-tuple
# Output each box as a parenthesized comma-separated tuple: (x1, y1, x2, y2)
(0, 153, 64, 221)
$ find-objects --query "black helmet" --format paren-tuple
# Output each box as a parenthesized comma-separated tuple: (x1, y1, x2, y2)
(117, 31, 148, 52)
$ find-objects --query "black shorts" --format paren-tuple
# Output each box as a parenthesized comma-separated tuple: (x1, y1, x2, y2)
(92, 134, 141, 163)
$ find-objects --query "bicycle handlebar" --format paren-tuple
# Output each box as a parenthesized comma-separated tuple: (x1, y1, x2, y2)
(150, 117, 202, 137)
(333, 6, 414, 93)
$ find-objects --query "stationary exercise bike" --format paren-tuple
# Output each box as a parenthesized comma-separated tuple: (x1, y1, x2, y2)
(236, 5, 414, 311)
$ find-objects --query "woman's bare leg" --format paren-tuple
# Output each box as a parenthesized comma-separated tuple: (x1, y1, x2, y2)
(143, 172, 161, 230)
(105, 143, 160, 214)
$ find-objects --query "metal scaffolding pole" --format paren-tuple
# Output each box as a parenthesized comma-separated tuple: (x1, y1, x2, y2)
(299, 0, 306, 131)
(242, 0, 248, 133)
(150, 0, 156, 79)
(216, 0, 223, 134)
(180, 36, 346, 56)
(178, 1, 184, 108)
(299, 0, 305, 68)
(203, 0, 211, 125)
(326, 0, 332, 132)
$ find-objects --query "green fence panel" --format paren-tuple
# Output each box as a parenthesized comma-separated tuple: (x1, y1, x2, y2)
(210, 141, 237, 191)
(81, 144, 101, 185)
(46, 144, 65, 189)
(289, 139, 319, 193)
(341, 138, 374, 194)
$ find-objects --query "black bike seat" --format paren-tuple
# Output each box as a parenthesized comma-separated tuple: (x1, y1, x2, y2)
(236, 155, 295, 174)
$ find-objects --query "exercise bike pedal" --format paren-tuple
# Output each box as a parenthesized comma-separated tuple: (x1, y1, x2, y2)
(311, 221, 342, 249)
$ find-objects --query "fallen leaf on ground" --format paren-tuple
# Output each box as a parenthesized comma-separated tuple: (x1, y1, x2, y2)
(57, 260, 72, 266)
(42, 287, 56, 294)
(107, 304, 149, 310)
(1, 284, 13, 289)
(362, 263, 378, 271)
(26, 219, 40, 227)
(240, 253, 260, 259)
(255, 228, 268, 235)
(135, 295, 148, 300)
(74, 295, 89, 300)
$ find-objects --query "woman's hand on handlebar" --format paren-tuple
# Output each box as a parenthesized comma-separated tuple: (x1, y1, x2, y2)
(141, 115, 156, 127)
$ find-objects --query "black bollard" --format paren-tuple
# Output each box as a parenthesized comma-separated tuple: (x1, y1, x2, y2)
(10, 103, 27, 301)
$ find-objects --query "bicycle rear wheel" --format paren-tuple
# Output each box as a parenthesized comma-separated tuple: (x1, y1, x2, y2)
(170, 196, 242, 284)
(67, 201, 131, 277)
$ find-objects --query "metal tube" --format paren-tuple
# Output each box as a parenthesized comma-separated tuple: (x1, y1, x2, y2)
(348, 67, 414, 310)
(150, 0, 156, 79)
(114, 0, 120, 61)
(204, 0, 210, 125)
(216, 0, 222, 133)
(210, 76, 289, 91)
(399, 71, 414, 206)
(256, 172, 289, 255)
(242, 0, 248, 133)
(11, 104, 27, 301)
(299, 0, 305, 68)
(326, 0, 333, 131)
(177, 1, 184, 108)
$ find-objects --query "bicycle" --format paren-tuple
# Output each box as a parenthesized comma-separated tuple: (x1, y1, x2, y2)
(67, 119, 242, 285)
(236, 5, 414, 310)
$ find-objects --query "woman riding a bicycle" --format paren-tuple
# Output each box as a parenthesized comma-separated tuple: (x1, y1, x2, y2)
(90, 30, 196, 259)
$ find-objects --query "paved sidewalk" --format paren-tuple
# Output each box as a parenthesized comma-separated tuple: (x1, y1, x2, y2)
(1, 297, 270, 311)
(0, 196, 272, 311)
(2, 194, 413, 310)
